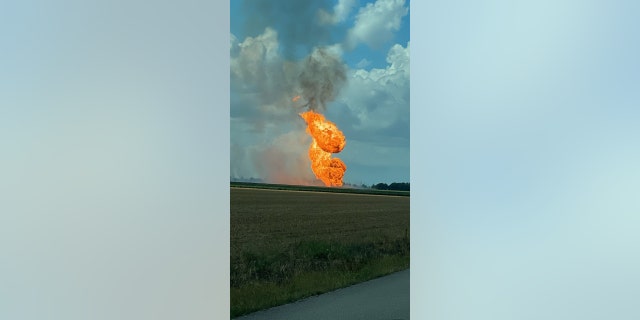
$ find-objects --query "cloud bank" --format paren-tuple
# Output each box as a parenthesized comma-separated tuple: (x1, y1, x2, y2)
(345, 0, 409, 50)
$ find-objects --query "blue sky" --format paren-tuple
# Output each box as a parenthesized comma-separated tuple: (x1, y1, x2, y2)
(230, 0, 410, 186)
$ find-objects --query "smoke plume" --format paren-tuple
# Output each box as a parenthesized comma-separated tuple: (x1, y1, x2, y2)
(298, 48, 347, 112)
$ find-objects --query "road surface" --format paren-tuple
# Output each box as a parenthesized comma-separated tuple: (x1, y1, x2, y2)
(234, 269, 409, 320)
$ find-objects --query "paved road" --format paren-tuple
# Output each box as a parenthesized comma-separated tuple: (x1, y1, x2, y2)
(234, 270, 409, 320)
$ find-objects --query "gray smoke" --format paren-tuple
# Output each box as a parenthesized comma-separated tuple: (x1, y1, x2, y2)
(240, 0, 333, 59)
(298, 47, 347, 112)
(233, 0, 347, 115)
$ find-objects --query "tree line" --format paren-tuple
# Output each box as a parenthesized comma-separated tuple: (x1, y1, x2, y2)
(370, 182, 410, 191)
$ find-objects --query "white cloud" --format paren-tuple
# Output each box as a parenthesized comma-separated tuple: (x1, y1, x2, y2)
(230, 27, 280, 86)
(339, 42, 410, 133)
(230, 27, 305, 125)
(345, 0, 408, 50)
(332, 41, 410, 184)
(356, 58, 372, 69)
(324, 43, 344, 58)
(230, 33, 237, 50)
(318, 0, 358, 25)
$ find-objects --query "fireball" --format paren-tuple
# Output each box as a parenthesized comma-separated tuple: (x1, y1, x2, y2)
(299, 110, 347, 187)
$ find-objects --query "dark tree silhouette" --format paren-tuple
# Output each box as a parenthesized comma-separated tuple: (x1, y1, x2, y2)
(371, 182, 409, 191)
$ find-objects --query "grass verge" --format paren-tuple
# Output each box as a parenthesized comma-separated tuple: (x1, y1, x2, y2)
(231, 239, 409, 318)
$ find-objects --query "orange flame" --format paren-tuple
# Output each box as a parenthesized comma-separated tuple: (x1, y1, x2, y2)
(292, 95, 301, 102)
(300, 110, 346, 187)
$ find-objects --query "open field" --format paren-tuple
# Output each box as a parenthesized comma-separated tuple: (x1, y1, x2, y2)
(230, 181, 410, 197)
(231, 186, 410, 318)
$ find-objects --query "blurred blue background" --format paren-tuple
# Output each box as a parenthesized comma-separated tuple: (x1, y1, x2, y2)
(1, 1, 228, 319)
(413, 1, 640, 319)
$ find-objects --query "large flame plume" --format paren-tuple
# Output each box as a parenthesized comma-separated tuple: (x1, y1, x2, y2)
(299, 109, 346, 187)
(291, 47, 348, 187)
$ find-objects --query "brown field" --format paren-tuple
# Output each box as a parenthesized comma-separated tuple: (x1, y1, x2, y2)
(231, 187, 410, 256)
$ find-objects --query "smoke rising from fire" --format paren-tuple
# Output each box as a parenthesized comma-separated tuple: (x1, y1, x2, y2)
(231, 25, 348, 185)
(295, 47, 348, 186)
(298, 48, 347, 112)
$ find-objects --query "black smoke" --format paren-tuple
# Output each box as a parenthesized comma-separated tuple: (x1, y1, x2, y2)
(298, 47, 346, 112)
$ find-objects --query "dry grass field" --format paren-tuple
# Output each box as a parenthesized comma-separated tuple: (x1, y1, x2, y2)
(230, 186, 409, 317)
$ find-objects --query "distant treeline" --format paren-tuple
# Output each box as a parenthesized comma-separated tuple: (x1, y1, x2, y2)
(231, 177, 409, 192)
(370, 182, 410, 191)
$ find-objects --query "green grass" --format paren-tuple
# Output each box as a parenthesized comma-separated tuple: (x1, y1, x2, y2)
(231, 239, 409, 317)
(231, 186, 410, 318)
